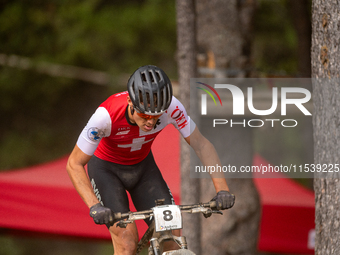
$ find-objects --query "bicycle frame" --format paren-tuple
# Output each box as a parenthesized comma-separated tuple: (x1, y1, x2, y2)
(146, 223, 192, 254)
(114, 199, 221, 255)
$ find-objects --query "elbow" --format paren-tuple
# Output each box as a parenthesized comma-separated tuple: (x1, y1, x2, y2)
(66, 157, 74, 176)
(66, 154, 80, 176)
(66, 145, 90, 175)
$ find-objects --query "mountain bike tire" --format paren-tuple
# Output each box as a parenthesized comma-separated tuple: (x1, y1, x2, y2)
(162, 250, 196, 255)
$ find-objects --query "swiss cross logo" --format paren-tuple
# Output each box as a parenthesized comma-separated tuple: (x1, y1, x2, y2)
(117, 137, 154, 152)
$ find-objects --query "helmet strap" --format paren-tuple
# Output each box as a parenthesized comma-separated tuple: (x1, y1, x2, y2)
(130, 105, 135, 115)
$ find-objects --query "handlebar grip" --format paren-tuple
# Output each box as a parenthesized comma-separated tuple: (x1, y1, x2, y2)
(209, 200, 217, 208)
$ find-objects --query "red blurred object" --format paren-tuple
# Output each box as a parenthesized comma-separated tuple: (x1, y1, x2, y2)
(253, 156, 314, 254)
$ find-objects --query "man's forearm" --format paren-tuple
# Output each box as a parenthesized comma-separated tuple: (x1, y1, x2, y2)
(192, 132, 230, 192)
(67, 164, 100, 208)
(211, 175, 229, 192)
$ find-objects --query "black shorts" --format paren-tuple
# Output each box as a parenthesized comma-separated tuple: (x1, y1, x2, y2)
(87, 152, 174, 226)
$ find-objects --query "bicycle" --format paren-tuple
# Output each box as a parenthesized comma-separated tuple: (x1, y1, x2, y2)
(113, 199, 223, 255)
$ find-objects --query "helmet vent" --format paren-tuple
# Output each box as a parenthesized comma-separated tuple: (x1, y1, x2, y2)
(144, 92, 149, 105)
(155, 71, 161, 82)
(149, 71, 155, 83)
(141, 72, 147, 82)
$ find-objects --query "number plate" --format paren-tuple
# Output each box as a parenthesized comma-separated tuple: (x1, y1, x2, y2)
(152, 205, 182, 232)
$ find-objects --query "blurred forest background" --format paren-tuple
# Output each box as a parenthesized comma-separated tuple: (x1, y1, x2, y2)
(0, 0, 312, 254)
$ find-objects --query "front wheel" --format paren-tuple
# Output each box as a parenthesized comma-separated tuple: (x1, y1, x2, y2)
(162, 250, 196, 255)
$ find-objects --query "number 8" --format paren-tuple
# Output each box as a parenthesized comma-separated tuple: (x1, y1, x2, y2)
(163, 210, 173, 221)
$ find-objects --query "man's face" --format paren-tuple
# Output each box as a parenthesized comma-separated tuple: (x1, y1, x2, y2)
(127, 96, 162, 132)
(132, 112, 161, 132)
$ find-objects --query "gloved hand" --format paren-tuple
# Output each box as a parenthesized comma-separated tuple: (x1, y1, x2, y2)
(89, 203, 115, 226)
(211, 190, 235, 210)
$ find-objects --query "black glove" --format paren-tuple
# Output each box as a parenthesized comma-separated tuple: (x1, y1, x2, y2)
(89, 203, 115, 226)
(212, 190, 235, 210)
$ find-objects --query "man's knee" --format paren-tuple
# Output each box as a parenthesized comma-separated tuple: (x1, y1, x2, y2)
(109, 224, 139, 253)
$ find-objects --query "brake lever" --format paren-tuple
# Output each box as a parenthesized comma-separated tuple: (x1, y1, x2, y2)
(116, 220, 133, 228)
(212, 210, 223, 215)
(202, 208, 222, 218)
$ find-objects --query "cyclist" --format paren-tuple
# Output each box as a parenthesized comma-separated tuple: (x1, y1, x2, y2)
(66, 65, 235, 255)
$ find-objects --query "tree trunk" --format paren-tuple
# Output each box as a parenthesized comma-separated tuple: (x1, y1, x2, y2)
(311, 1, 340, 254)
(176, 0, 200, 253)
(196, 0, 260, 254)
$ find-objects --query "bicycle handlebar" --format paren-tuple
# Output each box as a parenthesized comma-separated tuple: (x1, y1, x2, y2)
(113, 200, 219, 224)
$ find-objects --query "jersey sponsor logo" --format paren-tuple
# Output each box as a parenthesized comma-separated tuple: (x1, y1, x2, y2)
(91, 178, 103, 205)
(171, 106, 188, 130)
(115, 130, 131, 136)
(114, 91, 128, 97)
(88, 127, 105, 141)
(117, 137, 154, 152)
(154, 119, 161, 129)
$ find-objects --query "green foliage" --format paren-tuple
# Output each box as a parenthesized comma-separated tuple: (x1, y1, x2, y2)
(0, 0, 177, 170)
(0, 235, 113, 255)
(253, 0, 298, 75)
(0, 0, 177, 72)
(0, 236, 22, 255)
